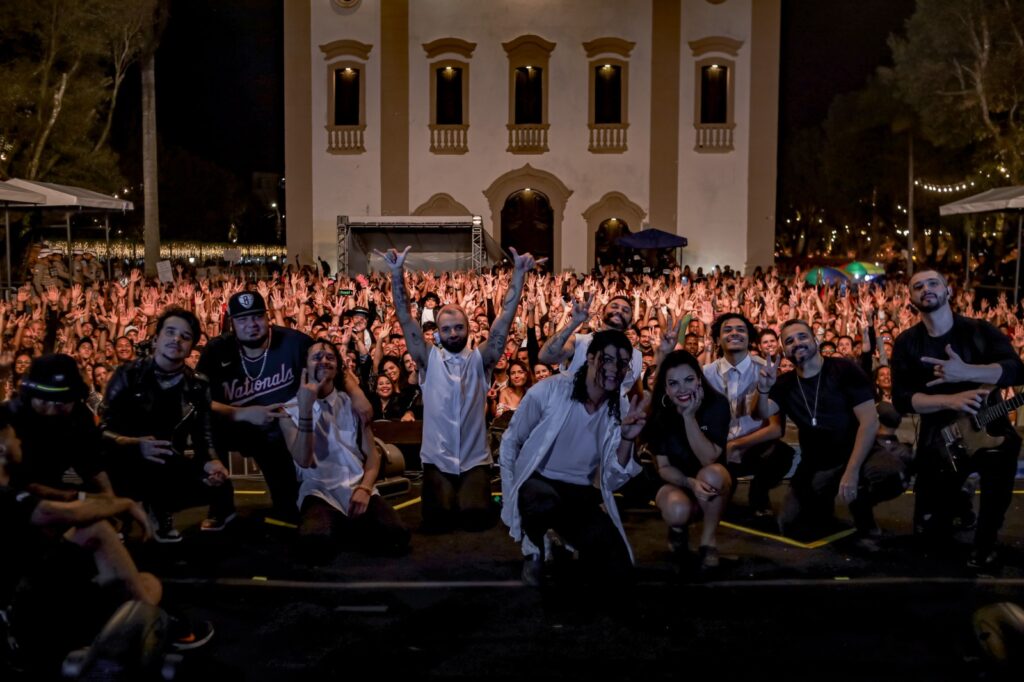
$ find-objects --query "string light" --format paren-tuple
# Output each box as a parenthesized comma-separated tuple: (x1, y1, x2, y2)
(45, 239, 287, 260)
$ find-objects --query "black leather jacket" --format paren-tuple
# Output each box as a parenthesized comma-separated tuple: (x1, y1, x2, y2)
(100, 357, 219, 463)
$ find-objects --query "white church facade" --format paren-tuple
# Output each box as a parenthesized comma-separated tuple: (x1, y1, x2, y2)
(284, 0, 780, 274)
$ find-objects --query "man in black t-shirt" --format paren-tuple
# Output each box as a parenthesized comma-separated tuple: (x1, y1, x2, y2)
(198, 291, 313, 524)
(891, 270, 1024, 569)
(755, 319, 904, 540)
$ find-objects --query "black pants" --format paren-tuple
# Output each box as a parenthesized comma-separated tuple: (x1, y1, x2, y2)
(518, 473, 632, 581)
(914, 434, 1019, 551)
(243, 437, 300, 523)
(780, 444, 906, 537)
(296, 495, 410, 563)
(421, 463, 494, 531)
(726, 440, 795, 510)
(107, 452, 234, 519)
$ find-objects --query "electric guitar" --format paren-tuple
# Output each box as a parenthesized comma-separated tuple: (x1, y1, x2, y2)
(938, 385, 1022, 471)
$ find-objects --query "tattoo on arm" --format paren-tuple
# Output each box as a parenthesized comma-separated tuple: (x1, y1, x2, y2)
(392, 272, 429, 369)
(483, 275, 524, 371)
(539, 320, 577, 364)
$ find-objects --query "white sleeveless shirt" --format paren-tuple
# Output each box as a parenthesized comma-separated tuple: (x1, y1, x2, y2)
(419, 345, 491, 474)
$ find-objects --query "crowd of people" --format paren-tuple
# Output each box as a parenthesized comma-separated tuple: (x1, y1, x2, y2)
(2, 242, 1023, 673)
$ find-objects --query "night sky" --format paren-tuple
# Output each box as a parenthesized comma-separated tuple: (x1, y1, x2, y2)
(121, 0, 919, 218)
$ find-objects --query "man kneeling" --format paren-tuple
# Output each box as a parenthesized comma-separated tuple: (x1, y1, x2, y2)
(281, 340, 410, 563)
(500, 329, 646, 586)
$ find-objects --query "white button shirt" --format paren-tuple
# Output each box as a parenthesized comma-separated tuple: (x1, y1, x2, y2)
(419, 345, 491, 474)
(703, 354, 767, 440)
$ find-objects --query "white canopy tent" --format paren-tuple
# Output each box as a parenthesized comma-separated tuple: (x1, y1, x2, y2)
(5, 178, 134, 281)
(940, 185, 1024, 302)
(0, 181, 46, 290)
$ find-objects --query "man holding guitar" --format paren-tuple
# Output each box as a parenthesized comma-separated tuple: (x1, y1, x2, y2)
(891, 270, 1024, 569)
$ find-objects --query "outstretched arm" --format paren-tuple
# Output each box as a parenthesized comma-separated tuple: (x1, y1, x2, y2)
(538, 292, 592, 365)
(481, 248, 545, 374)
(374, 247, 430, 373)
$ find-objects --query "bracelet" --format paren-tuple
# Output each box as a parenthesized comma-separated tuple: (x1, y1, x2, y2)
(620, 436, 635, 443)
(353, 484, 373, 495)
(758, 390, 771, 395)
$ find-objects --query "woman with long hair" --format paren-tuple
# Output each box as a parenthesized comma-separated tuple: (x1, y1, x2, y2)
(370, 374, 413, 421)
(491, 359, 532, 419)
(642, 350, 732, 571)
(378, 354, 420, 420)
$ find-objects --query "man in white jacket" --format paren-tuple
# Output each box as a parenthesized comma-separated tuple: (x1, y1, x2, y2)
(500, 329, 648, 585)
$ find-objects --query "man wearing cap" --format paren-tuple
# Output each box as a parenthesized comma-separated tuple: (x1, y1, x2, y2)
(376, 245, 544, 532)
(198, 290, 313, 523)
(101, 307, 234, 542)
(7, 354, 115, 500)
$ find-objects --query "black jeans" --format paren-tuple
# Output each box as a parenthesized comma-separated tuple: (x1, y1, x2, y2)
(421, 463, 494, 531)
(518, 473, 631, 581)
(913, 434, 1019, 551)
(107, 451, 234, 519)
(780, 443, 907, 537)
(296, 495, 410, 563)
(726, 439, 795, 511)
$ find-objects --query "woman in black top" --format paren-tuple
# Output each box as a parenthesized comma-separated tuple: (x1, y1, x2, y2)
(642, 350, 732, 570)
(371, 374, 413, 421)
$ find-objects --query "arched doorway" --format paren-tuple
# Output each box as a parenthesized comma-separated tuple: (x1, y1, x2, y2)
(501, 189, 553, 268)
(594, 217, 632, 270)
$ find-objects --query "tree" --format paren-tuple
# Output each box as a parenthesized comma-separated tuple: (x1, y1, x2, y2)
(140, 1, 167, 277)
(0, 0, 155, 188)
(889, 0, 1024, 181)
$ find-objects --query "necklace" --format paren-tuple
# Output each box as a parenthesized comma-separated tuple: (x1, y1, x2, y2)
(239, 329, 271, 381)
(796, 367, 823, 427)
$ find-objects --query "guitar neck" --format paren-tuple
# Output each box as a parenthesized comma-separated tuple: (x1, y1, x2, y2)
(978, 390, 1024, 427)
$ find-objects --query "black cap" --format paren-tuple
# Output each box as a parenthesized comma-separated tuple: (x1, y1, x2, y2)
(22, 354, 87, 403)
(351, 306, 370, 318)
(876, 401, 903, 429)
(228, 291, 267, 318)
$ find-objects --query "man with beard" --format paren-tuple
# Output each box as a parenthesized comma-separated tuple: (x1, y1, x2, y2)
(703, 313, 793, 518)
(198, 291, 312, 524)
(754, 319, 904, 542)
(376, 245, 544, 531)
(891, 270, 1024, 568)
(101, 308, 234, 542)
(539, 294, 643, 395)
(500, 329, 647, 585)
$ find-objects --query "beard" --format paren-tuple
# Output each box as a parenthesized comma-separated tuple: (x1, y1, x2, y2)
(787, 340, 818, 366)
(603, 311, 628, 331)
(912, 290, 948, 313)
(440, 335, 468, 353)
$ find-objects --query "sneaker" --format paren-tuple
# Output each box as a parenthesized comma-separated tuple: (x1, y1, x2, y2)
(200, 512, 237, 532)
(169, 618, 215, 651)
(521, 554, 543, 587)
(698, 545, 720, 570)
(152, 511, 182, 544)
(966, 547, 999, 571)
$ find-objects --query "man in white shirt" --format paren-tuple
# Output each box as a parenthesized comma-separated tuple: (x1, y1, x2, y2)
(703, 313, 793, 518)
(538, 294, 643, 396)
(500, 329, 647, 586)
(376, 245, 544, 532)
(280, 340, 409, 563)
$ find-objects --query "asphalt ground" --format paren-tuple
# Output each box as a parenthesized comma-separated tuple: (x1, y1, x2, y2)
(121, 468, 1024, 682)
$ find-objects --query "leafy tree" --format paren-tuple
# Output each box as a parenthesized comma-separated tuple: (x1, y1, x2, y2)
(0, 0, 154, 188)
(889, 0, 1024, 180)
